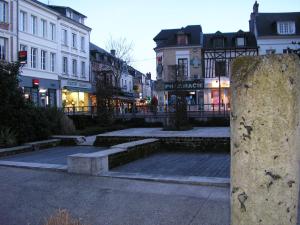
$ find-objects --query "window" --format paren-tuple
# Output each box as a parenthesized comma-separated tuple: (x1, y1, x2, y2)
(266, 49, 276, 55)
(0, 37, 7, 60)
(62, 57, 68, 74)
(19, 11, 27, 31)
(41, 19, 47, 38)
(72, 59, 77, 76)
(215, 61, 226, 77)
(50, 23, 56, 41)
(81, 61, 85, 78)
(0, 1, 8, 23)
(50, 53, 55, 72)
(236, 37, 245, 47)
(277, 21, 295, 35)
(178, 58, 188, 77)
(20, 44, 27, 51)
(62, 29, 68, 45)
(41, 50, 46, 70)
(31, 15, 37, 35)
(177, 34, 188, 45)
(213, 38, 224, 48)
(31, 47, 37, 68)
(80, 36, 85, 51)
(72, 33, 77, 48)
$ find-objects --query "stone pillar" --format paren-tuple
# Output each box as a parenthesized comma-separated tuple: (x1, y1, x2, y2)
(231, 54, 300, 225)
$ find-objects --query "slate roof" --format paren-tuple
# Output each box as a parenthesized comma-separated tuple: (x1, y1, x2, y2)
(48, 5, 87, 18)
(153, 25, 202, 49)
(203, 30, 257, 49)
(254, 12, 300, 37)
(90, 42, 111, 55)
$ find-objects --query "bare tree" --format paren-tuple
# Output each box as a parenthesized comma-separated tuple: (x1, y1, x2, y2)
(105, 35, 134, 65)
(164, 65, 191, 130)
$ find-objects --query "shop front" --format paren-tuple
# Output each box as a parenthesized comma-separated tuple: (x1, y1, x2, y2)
(61, 79, 92, 112)
(19, 76, 59, 107)
(164, 79, 205, 112)
(204, 77, 230, 111)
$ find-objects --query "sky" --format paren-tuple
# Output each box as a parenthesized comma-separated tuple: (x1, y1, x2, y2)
(40, 0, 300, 79)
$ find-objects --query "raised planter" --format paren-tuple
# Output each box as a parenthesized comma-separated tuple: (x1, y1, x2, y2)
(68, 139, 159, 175)
(51, 135, 86, 146)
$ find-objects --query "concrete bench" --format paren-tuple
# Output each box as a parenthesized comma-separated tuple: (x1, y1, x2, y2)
(0, 145, 32, 157)
(68, 138, 159, 175)
(52, 135, 86, 145)
(25, 139, 61, 151)
(0, 139, 61, 157)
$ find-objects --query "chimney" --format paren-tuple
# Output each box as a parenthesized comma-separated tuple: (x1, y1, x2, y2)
(110, 49, 116, 56)
(253, 1, 259, 14)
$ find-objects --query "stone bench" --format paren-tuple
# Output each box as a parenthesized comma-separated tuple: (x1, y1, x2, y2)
(0, 145, 32, 157)
(25, 139, 61, 151)
(0, 139, 61, 157)
(68, 138, 159, 175)
(51, 135, 86, 145)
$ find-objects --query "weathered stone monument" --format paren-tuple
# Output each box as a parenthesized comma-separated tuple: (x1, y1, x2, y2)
(231, 54, 300, 225)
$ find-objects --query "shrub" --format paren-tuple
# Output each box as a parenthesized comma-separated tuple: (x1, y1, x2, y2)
(60, 114, 76, 134)
(0, 127, 17, 148)
(45, 209, 87, 225)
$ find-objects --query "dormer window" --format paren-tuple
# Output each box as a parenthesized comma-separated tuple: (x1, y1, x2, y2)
(177, 34, 188, 45)
(213, 38, 224, 48)
(236, 37, 245, 47)
(277, 21, 295, 35)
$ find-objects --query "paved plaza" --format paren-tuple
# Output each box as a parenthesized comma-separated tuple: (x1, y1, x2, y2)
(113, 152, 230, 178)
(0, 167, 230, 225)
(97, 127, 230, 138)
(1, 146, 104, 165)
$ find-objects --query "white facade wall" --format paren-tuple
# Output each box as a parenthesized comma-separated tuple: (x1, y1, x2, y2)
(18, 0, 60, 105)
(257, 37, 300, 55)
(0, 0, 18, 62)
(120, 72, 133, 93)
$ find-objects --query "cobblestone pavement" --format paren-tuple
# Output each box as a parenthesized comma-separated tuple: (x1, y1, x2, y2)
(113, 152, 230, 178)
(1, 146, 104, 165)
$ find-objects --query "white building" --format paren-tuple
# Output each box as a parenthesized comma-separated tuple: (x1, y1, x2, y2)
(49, 5, 91, 109)
(18, 0, 60, 107)
(249, 1, 300, 55)
(17, 0, 91, 108)
(120, 66, 133, 94)
(0, 0, 18, 62)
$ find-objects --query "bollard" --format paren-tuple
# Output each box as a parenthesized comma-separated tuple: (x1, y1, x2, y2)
(231, 54, 300, 225)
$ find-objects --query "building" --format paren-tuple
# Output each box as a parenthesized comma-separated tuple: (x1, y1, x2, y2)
(153, 25, 203, 109)
(90, 42, 135, 112)
(249, 1, 300, 55)
(0, 0, 17, 62)
(18, 0, 60, 107)
(202, 31, 258, 111)
(48, 5, 91, 109)
(16, 0, 91, 108)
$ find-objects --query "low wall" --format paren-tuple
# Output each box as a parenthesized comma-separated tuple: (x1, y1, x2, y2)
(94, 136, 230, 152)
(68, 139, 160, 175)
(108, 141, 160, 169)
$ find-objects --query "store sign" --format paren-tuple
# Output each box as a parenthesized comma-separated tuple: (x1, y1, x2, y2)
(61, 79, 92, 89)
(164, 79, 204, 91)
(18, 51, 27, 64)
(32, 79, 39, 88)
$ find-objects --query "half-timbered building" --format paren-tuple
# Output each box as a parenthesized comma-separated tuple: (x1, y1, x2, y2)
(202, 30, 258, 111)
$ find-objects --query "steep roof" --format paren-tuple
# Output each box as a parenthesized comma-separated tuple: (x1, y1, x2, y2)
(203, 31, 257, 49)
(90, 42, 110, 55)
(255, 12, 300, 36)
(153, 25, 202, 49)
(48, 5, 87, 18)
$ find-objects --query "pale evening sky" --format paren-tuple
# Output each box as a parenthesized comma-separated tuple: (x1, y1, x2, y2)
(40, 0, 300, 79)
